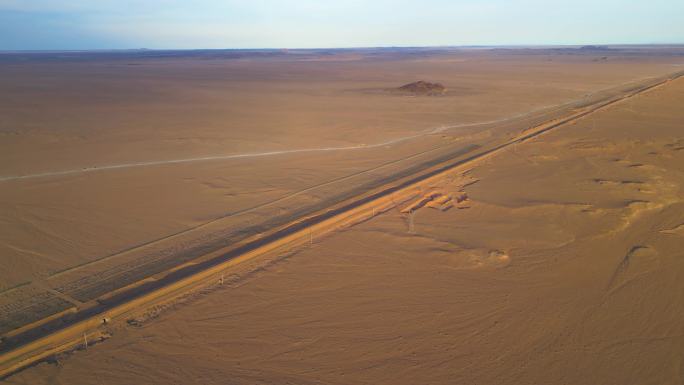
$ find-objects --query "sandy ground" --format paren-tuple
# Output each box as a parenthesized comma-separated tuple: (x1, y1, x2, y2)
(1, 48, 682, 293)
(6, 55, 684, 385)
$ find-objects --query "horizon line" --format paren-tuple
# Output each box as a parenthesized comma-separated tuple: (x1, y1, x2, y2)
(2, 43, 684, 54)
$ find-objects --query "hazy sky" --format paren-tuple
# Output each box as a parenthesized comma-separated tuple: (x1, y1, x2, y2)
(1, 0, 683, 50)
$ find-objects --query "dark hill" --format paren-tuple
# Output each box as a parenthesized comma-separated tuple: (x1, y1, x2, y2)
(397, 81, 446, 95)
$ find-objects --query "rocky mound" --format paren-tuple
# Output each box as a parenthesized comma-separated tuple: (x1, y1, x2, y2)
(397, 80, 446, 96)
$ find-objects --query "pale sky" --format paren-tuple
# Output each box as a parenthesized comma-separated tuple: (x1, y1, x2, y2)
(1, 0, 683, 50)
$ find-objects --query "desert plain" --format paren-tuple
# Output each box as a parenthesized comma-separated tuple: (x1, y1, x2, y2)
(2, 46, 684, 384)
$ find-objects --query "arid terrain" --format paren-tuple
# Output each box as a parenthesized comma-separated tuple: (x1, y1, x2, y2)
(2, 47, 684, 384)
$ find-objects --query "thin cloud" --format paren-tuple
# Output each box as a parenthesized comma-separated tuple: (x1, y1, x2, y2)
(1, 0, 683, 50)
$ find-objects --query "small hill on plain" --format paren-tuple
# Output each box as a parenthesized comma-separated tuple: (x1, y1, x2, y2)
(397, 80, 446, 95)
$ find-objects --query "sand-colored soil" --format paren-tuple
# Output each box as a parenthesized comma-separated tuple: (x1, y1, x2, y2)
(3, 48, 683, 338)
(1, 48, 682, 299)
(5, 52, 684, 385)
